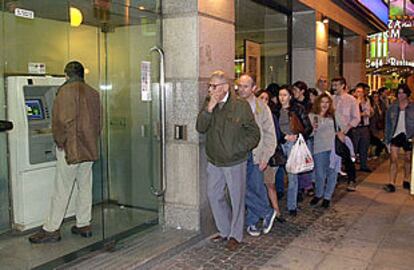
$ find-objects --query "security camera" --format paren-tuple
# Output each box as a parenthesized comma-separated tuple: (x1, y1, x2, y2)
(0, 120, 13, 132)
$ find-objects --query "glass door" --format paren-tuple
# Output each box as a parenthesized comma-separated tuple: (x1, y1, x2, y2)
(82, 0, 163, 238)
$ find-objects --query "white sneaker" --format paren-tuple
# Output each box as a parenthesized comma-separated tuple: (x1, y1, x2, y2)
(247, 225, 261, 237)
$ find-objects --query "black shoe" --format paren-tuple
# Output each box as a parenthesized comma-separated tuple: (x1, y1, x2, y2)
(277, 192, 284, 200)
(309, 197, 321, 206)
(321, 199, 330, 208)
(275, 214, 286, 223)
(359, 167, 372, 173)
(71, 225, 92, 238)
(383, 183, 396, 193)
(29, 229, 61, 244)
(210, 235, 227, 243)
(297, 192, 304, 203)
(347, 182, 357, 192)
(403, 181, 411, 190)
(305, 188, 315, 197)
(288, 209, 297, 216)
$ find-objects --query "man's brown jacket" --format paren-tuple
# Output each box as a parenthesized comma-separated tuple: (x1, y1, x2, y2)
(52, 78, 101, 164)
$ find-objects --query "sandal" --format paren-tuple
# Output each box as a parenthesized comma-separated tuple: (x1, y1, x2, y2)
(383, 184, 396, 193)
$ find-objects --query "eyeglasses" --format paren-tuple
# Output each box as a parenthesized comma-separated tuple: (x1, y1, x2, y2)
(208, 82, 227, 90)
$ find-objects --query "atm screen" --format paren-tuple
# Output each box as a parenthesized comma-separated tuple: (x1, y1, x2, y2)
(25, 99, 44, 120)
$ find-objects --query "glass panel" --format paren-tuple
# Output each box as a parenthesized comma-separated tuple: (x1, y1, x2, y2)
(328, 34, 342, 81)
(98, 1, 161, 238)
(0, 1, 104, 268)
(236, 0, 289, 88)
(3, 0, 70, 74)
(0, 0, 161, 267)
(0, 1, 9, 234)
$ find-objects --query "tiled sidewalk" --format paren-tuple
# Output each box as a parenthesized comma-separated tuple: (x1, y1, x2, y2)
(261, 160, 414, 270)
(64, 157, 414, 270)
(149, 158, 410, 270)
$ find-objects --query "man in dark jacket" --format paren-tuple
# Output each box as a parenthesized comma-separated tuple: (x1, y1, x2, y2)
(29, 61, 101, 243)
(196, 70, 260, 251)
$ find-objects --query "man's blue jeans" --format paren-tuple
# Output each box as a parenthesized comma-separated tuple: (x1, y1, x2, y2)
(314, 151, 338, 200)
(283, 142, 299, 211)
(246, 153, 273, 226)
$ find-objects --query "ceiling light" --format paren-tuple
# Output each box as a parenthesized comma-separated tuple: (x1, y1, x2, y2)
(70, 7, 83, 27)
(138, 6, 145, 10)
(322, 17, 329, 24)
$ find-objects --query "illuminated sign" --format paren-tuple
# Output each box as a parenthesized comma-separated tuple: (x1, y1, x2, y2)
(386, 18, 414, 40)
(357, 0, 389, 25)
(366, 57, 414, 68)
(368, 32, 388, 58)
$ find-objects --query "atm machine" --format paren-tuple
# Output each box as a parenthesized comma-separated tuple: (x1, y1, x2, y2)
(7, 76, 79, 231)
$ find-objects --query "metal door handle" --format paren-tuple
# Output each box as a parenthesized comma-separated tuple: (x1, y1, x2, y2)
(149, 46, 166, 197)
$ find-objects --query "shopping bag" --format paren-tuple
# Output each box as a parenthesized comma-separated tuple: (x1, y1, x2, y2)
(285, 134, 314, 174)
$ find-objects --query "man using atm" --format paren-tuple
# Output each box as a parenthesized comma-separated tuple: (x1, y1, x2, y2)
(29, 61, 101, 243)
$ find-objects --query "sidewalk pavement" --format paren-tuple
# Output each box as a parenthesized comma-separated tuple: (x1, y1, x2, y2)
(63, 158, 414, 270)
(261, 160, 414, 270)
(150, 159, 414, 270)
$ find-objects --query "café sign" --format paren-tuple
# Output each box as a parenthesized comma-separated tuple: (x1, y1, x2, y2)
(366, 57, 414, 68)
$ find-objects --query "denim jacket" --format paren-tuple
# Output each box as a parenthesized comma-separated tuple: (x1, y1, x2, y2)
(384, 102, 414, 144)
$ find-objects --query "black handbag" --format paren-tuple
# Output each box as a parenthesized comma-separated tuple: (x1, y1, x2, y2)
(333, 117, 351, 159)
(268, 145, 287, 167)
(269, 113, 287, 167)
(335, 135, 351, 159)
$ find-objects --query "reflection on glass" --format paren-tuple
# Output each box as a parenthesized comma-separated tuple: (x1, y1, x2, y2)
(328, 34, 342, 81)
(101, 2, 161, 238)
(235, 0, 289, 88)
(0, 0, 161, 268)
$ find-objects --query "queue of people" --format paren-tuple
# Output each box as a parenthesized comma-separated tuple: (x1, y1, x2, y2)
(197, 70, 414, 252)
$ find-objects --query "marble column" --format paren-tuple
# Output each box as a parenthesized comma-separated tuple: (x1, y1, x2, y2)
(292, 11, 328, 87)
(162, 0, 235, 234)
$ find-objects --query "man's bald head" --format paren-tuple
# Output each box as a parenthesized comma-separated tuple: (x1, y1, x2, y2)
(237, 74, 256, 99)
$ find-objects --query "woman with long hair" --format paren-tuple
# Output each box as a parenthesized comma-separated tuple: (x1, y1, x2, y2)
(275, 85, 313, 216)
(261, 86, 286, 199)
(369, 91, 387, 158)
(308, 94, 338, 208)
(293, 81, 314, 198)
(255, 89, 283, 218)
(384, 84, 414, 192)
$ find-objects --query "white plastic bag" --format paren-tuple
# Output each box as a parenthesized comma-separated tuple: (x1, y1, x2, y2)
(285, 134, 314, 174)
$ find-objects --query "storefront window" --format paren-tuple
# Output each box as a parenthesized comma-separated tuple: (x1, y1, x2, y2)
(328, 33, 343, 81)
(235, 0, 290, 88)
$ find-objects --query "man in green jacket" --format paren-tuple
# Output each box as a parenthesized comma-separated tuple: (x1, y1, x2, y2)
(196, 70, 260, 251)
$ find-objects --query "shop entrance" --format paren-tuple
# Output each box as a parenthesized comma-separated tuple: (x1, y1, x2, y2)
(0, 0, 164, 268)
